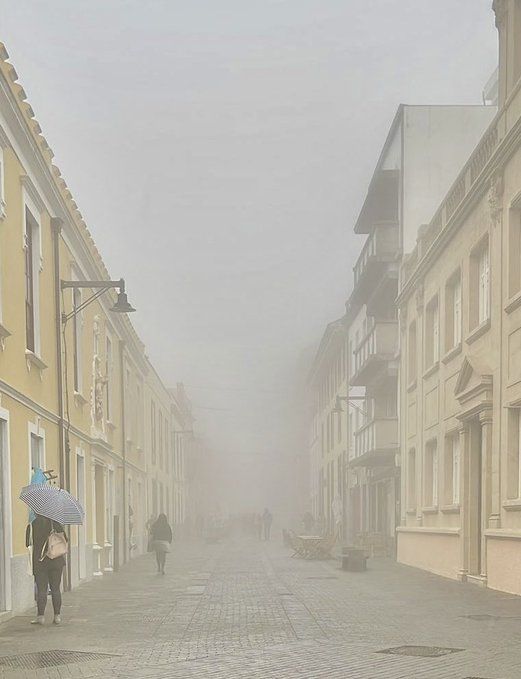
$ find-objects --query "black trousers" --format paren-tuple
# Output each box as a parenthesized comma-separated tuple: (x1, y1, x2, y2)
(35, 565, 63, 616)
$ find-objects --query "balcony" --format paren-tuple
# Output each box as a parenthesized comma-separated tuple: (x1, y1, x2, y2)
(352, 417, 399, 468)
(351, 223, 399, 309)
(351, 321, 398, 387)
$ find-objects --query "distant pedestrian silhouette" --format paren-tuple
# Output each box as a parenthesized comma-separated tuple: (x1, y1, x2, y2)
(262, 508, 273, 541)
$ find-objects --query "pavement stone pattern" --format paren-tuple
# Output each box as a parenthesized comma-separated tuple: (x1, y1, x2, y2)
(1, 537, 521, 678)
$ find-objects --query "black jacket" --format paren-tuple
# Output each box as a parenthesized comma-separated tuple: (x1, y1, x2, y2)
(150, 521, 173, 543)
(26, 516, 67, 574)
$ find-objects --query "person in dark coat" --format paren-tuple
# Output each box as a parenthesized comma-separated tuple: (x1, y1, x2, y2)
(25, 514, 67, 625)
(150, 513, 173, 574)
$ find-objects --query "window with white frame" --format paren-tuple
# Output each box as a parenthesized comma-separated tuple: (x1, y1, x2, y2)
(445, 271, 462, 351)
(425, 296, 439, 368)
(424, 439, 438, 507)
(105, 337, 113, 421)
(30, 432, 44, 477)
(478, 244, 490, 324)
(24, 206, 40, 354)
(507, 408, 521, 499)
(0, 147, 5, 217)
(72, 287, 83, 393)
(470, 238, 490, 329)
(408, 321, 417, 382)
(407, 448, 416, 510)
(445, 433, 461, 505)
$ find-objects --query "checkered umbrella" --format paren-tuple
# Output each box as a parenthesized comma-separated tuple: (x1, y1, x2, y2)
(19, 483, 84, 525)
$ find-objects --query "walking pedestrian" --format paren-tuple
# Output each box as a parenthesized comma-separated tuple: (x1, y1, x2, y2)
(262, 508, 273, 541)
(26, 514, 67, 625)
(150, 513, 173, 574)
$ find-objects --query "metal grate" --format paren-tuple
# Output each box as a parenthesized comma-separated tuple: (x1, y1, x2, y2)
(378, 645, 463, 658)
(462, 613, 521, 621)
(0, 649, 117, 669)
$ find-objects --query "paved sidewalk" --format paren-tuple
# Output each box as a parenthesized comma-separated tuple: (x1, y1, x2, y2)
(1, 538, 521, 678)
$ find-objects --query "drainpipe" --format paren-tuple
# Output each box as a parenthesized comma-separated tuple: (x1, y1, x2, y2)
(51, 217, 71, 590)
(119, 339, 128, 564)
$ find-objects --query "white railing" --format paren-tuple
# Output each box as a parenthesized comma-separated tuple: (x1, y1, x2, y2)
(354, 417, 398, 458)
(353, 321, 398, 376)
(353, 222, 399, 287)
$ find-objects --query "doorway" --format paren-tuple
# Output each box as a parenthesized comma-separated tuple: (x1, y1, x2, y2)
(0, 415, 11, 613)
(76, 453, 86, 581)
(468, 421, 483, 576)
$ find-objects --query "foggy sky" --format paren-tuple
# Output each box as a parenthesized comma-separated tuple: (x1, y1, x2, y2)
(0, 1, 498, 514)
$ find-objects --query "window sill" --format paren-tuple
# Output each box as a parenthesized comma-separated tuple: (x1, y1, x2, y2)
(503, 499, 521, 512)
(407, 379, 417, 393)
(422, 505, 439, 514)
(25, 350, 47, 374)
(442, 343, 462, 365)
(440, 503, 460, 514)
(423, 361, 439, 380)
(505, 291, 521, 315)
(466, 318, 491, 345)
(74, 391, 88, 407)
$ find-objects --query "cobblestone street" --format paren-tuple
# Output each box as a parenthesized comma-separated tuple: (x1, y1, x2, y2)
(2, 538, 521, 678)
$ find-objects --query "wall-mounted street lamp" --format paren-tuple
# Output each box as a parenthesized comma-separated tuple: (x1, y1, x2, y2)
(60, 278, 136, 322)
(58, 276, 135, 587)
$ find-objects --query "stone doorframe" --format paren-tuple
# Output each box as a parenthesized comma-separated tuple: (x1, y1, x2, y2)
(454, 357, 497, 585)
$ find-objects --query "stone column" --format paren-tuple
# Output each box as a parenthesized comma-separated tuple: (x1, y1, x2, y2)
(480, 410, 494, 578)
(103, 466, 113, 573)
(457, 422, 470, 582)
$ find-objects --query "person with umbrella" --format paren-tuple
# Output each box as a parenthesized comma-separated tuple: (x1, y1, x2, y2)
(20, 482, 84, 626)
(26, 514, 67, 625)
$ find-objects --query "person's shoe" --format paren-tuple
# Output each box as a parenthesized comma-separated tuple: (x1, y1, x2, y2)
(30, 615, 44, 625)
(53, 615, 61, 625)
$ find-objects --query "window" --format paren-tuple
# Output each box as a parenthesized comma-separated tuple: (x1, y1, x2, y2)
(337, 410, 342, 443)
(24, 207, 37, 352)
(508, 210, 521, 297)
(507, 409, 521, 499)
(445, 433, 460, 505)
(470, 238, 490, 329)
(151, 401, 156, 464)
(30, 432, 44, 478)
(478, 245, 490, 324)
(445, 272, 462, 351)
(425, 296, 439, 368)
(407, 448, 416, 510)
(105, 338, 113, 421)
(408, 321, 417, 382)
(424, 439, 438, 507)
(0, 147, 5, 216)
(136, 383, 142, 449)
(72, 287, 83, 393)
(159, 410, 163, 469)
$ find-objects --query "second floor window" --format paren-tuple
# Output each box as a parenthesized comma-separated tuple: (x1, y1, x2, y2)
(425, 296, 439, 368)
(445, 272, 462, 351)
(470, 238, 490, 329)
(24, 208, 37, 352)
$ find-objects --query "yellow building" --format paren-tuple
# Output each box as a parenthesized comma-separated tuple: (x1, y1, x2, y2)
(397, 0, 521, 594)
(0, 44, 193, 617)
